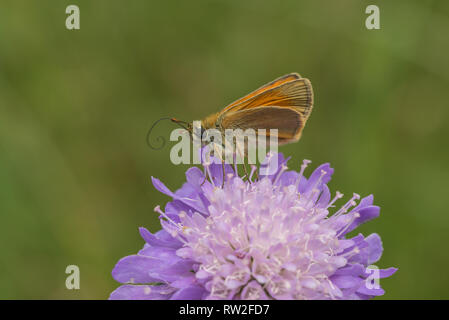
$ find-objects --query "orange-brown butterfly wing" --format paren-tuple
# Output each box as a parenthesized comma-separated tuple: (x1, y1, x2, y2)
(220, 106, 305, 145)
(221, 73, 302, 114)
(221, 78, 312, 116)
(218, 77, 313, 143)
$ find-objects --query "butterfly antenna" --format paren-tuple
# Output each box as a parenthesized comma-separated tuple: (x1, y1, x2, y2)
(146, 117, 192, 150)
(146, 117, 172, 150)
(171, 118, 191, 131)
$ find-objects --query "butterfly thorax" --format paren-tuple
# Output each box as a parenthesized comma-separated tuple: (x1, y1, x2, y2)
(201, 113, 220, 130)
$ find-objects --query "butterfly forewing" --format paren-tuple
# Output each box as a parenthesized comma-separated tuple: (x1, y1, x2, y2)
(221, 73, 302, 114)
(218, 76, 313, 145)
(220, 78, 312, 116)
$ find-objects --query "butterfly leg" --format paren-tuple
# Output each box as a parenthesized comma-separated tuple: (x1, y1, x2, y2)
(243, 161, 251, 183)
(221, 160, 226, 188)
(234, 137, 251, 183)
(253, 165, 259, 181)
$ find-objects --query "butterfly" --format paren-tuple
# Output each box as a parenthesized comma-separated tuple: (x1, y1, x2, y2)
(148, 73, 314, 183)
(200, 72, 312, 142)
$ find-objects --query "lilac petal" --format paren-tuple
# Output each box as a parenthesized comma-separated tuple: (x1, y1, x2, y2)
(150, 260, 195, 283)
(297, 176, 309, 194)
(341, 290, 364, 300)
(340, 233, 366, 255)
(170, 275, 196, 289)
(112, 255, 161, 284)
(151, 176, 175, 197)
(259, 153, 290, 179)
(279, 171, 299, 187)
(151, 177, 206, 214)
(170, 285, 206, 300)
(316, 184, 331, 208)
(333, 263, 365, 277)
(208, 162, 234, 187)
(138, 245, 181, 263)
(330, 276, 363, 289)
(109, 284, 173, 300)
(175, 182, 200, 199)
(185, 167, 205, 188)
(164, 212, 181, 224)
(175, 195, 207, 215)
(304, 163, 333, 193)
(344, 205, 380, 235)
(365, 233, 383, 265)
(159, 218, 180, 238)
(139, 227, 181, 249)
(349, 233, 366, 245)
(155, 229, 179, 242)
(379, 267, 398, 278)
(353, 194, 374, 211)
(356, 285, 385, 296)
(347, 241, 372, 265)
(197, 192, 211, 215)
(165, 200, 191, 216)
(355, 293, 372, 300)
(338, 239, 357, 251)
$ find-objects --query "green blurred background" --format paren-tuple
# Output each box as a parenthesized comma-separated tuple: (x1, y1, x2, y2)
(0, 0, 448, 299)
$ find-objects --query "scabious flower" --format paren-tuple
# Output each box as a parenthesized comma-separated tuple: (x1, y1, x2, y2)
(110, 152, 397, 300)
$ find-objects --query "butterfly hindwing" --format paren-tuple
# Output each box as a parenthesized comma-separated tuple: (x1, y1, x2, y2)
(220, 106, 305, 145)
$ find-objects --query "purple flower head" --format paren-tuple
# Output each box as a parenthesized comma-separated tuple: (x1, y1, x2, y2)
(110, 152, 397, 300)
